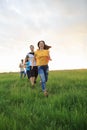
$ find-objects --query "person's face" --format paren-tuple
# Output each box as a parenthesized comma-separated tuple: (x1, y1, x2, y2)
(39, 42, 45, 49)
(21, 60, 23, 63)
(30, 45, 34, 51)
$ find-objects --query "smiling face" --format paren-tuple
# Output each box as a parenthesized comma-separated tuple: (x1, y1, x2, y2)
(30, 45, 34, 52)
(38, 41, 45, 50)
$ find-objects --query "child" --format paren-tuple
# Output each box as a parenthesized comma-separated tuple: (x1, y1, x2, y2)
(25, 56, 30, 80)
(19, 59, 26, 78)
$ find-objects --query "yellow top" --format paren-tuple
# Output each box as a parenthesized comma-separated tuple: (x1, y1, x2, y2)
(35, 50, 49, 66)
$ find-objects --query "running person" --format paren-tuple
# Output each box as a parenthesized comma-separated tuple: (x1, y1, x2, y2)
(25, 55, 30, 80)
(19, 59, 26, 78)
(32, 40, 52, 96)
(26, 45, 38, 87)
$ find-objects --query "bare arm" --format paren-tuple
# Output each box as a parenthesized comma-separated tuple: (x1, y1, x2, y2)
(31, 56, 36, 69)
(48, 51, 52, 61)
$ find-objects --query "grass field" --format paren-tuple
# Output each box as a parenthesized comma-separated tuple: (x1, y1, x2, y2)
(0, 70, 87, 130)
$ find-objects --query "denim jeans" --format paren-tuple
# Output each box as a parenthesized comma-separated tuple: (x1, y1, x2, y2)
(38, 65, 49, 91)
(20, 71, 26, 78)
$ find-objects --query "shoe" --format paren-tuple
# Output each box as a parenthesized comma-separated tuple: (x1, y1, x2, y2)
(44, 91, 48, 97)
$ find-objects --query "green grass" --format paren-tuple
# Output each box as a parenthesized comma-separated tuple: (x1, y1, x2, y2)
(0, 70, 87, 130)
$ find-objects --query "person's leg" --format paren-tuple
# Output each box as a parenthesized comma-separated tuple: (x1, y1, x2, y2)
(30, 77, 35, 86)
(26, 70, 30, 80)
(21, 71, 24, 78)
(29, 67, 35, 87)
(26, 70, 28, 78)
(20, 71, 22, 78)
(23, 71, 25, 77)
(34, 66, 38, 83)
(44, 65, 49, 82)
(38, 66, 46, 91)
(43, 65, 49, 96)
(24, 70, 26, 77)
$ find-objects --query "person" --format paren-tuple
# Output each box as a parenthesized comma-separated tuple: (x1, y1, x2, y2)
(32, 40, 52, 96)
(25, 55, 30, 80)
(19, 59, 26, 78)
(26, 45, 38, 88)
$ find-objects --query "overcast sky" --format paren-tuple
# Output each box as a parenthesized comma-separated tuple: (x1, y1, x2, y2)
(0, 0, 87, 72)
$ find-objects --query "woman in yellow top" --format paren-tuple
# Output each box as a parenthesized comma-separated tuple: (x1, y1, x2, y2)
(32, 40, 51, 96)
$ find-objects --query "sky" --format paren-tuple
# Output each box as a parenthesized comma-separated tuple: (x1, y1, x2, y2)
(0, 0, 87, 72)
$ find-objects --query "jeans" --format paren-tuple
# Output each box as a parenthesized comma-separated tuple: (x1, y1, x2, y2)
(20, 71, 26, 78)
(26, 70, 30, 79)
(38, 65, 49, 91)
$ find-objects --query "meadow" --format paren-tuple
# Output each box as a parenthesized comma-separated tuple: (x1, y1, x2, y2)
(0, 70, 87, 130)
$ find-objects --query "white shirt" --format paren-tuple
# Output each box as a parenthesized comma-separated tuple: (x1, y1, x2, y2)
(27, 52, 36, 66)
(19, 63, 24, 72)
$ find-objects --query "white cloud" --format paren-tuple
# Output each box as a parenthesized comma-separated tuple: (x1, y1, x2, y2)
(0, 0, 87, 72)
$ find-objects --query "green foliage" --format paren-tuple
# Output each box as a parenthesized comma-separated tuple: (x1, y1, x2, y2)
(0, 70, 87, 130)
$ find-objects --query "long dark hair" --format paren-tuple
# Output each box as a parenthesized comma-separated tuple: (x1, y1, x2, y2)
(37, 40, 51, 50)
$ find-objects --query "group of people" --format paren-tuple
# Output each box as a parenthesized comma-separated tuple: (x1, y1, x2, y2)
(19, 40, 52, 96)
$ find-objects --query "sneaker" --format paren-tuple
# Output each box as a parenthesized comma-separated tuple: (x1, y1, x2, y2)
(44, 91, 48, 97)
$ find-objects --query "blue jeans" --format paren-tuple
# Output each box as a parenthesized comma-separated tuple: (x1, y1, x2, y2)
(20, 71, 26, 78)
(38, 65, 49, 91)
(26, 70, 30, 79)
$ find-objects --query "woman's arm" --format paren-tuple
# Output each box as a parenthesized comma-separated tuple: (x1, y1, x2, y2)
(48, 51, 52, 61)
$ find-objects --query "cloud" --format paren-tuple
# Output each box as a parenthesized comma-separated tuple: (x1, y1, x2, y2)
(0, 0, 86, 32)
(0, 0, 87, 72)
